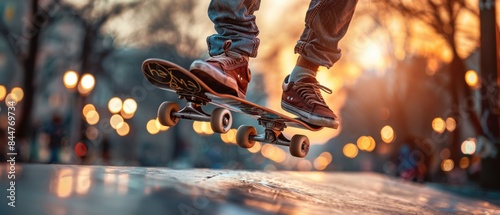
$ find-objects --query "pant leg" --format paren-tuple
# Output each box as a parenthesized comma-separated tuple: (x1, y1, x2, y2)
(295, 0, 358, 68)
(207, 0, 261, 57)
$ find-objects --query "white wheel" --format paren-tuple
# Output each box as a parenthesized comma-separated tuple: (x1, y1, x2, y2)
(157, 101, 180, 127)
(236, 125, 256, 148)
(290, 135, 309, 158)
(210, 108, 232, 133)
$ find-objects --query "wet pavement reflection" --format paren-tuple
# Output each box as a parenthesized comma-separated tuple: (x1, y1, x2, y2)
(1, 164, 499, 215)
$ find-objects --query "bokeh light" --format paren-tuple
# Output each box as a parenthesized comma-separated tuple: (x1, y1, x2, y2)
(80, 74, 95, 91)
(221, 129, 236, 144)
(445, 117, 456, 132)
(264, 146, 287, 163)
(63, 70, 79, 89)
(357, 136, 370, 151)
(123, 98, 138, 114)
(159, 126, 169, 131)
(314, 156, 330, 171)
(247, 142, 262, 153)
(11, 87, 24, 102)
(343, 143, 358, 158)
(154, 118, 169, 131)
(5, 93, 18, 106)
(441, 159, 454, 172)
(110, 114, 124, 129)
(78, 74, 95, 95)
(82, 104, 96, 117)
(200, 121, 214, 135)
(193, 121, 203, 134)
(85, 110, 100, 125)
(86, 126, 99, 141)
(465, 70, 480, 89)
(146, 119, 160, 135)
(357, 136, 376, 152)
(74, 142, 88, 157)
(381, 125, 395, 143)
(461, 138, 477, 155)
(0, 85, 6, 101)
(459, 157, 470, 169)
(116, 122, 130, 136)
(432, 117, 446, 133)
(320, 152, 333, 163)
(192, 121, 214, 135)
(366, 136, 376, 152)
(108, 97, 123, 114)
(120, 109, 135, 119)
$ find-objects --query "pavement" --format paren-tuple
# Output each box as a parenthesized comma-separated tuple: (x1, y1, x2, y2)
(1, 164, 499, 215)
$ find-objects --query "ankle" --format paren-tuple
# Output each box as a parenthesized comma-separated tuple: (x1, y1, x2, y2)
(289, 66, 317, 82)
(296, 56, 319, 72)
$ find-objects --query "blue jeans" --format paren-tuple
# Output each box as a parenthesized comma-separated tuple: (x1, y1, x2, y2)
(207, 0, 358, 68)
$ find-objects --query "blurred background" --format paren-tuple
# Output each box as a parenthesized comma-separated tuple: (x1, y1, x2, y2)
(0, 0, 499, 190)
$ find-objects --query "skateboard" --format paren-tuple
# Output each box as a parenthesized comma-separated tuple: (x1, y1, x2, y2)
(142, 58, 335, 158)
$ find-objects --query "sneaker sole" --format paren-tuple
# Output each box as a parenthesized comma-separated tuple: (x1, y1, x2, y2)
(281, 101, 339, 129)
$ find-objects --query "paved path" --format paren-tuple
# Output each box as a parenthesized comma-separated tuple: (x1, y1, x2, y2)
(1, 164, 498, 214)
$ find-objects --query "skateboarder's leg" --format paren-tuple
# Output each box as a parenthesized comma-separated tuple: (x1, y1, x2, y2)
(207, 0, 261, 57)
(291, 0, 358, 81)
(189, 0, 260, 99)
(282, 0, 358, 127)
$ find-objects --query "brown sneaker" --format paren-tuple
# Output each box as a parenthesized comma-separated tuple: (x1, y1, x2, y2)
(281, 75, 339, 128)
(190, 40, 251, 99)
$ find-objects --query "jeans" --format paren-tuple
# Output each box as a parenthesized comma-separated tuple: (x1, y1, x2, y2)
(207, 0, 358, 68)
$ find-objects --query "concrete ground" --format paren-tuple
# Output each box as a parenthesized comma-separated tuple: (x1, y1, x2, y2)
(1, 164, 499, 215)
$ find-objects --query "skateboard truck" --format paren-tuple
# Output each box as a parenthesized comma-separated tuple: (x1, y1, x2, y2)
(174, 102, 211, 122)
(157, 101, 233, 134)
(252, 119, 287, 145)
(236, 118, 310, 158)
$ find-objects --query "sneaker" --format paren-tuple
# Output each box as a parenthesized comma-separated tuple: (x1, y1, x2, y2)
(190, 40, 251, 99)
(281, 75, 339, 128)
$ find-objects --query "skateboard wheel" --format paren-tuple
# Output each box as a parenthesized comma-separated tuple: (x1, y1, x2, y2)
(157, 101, 180, 127)
(236, 125, 256, 148)
(211, 108, 232, 134)
(290, 135, 309, 158)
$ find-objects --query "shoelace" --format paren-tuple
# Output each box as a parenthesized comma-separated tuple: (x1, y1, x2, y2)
(208, 40, 245, 67)
(294, 82, 332, 107)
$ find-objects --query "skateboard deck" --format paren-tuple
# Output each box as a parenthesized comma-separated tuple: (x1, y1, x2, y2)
(142, 58, 325, 131)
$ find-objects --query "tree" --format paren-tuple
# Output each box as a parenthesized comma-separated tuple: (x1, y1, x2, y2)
(366, 0, 486, 164)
